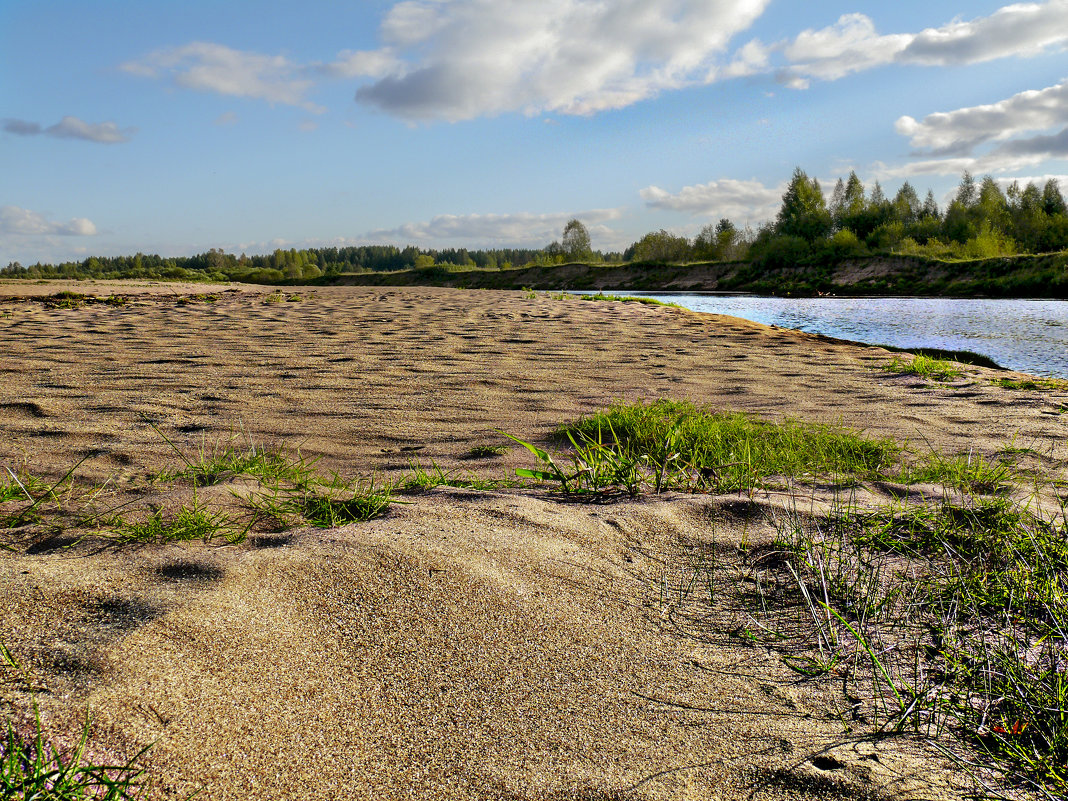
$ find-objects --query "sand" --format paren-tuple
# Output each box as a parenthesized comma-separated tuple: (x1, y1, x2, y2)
(1, 281, 1065, 800)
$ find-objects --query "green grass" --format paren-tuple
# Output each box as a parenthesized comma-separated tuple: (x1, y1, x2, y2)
(902, 450, 1013, 494)
(42, 291, 87, 309)
(246, 483, 391, 528)
(1, 643, 148, 800)
(881, 354, 965, 381)
(874, 344, 1002, 370)
(991, 376, 1068, 391)
(150, 426, 318, 487)
(112, 500, 244, 545)
(577, 292, 679, 307)
(552, 399, 899, 494)
(400, 460, 517, 492)
(175, 293, 218, 306)
(466, 444, 509, 458)
(733, 492, 1068, 797)
(1, 715, 146, 800)
(1, 461, 87, 530)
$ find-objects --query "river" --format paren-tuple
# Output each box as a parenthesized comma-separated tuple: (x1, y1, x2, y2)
(603, 293, 1068, 378)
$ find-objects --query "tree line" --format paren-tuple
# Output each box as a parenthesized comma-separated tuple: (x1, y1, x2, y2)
(622, 169, 1068, 266)
(4, 169, 1066, 283)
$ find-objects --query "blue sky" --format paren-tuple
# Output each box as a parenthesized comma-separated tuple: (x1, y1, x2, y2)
(2, 0, 1067, 265)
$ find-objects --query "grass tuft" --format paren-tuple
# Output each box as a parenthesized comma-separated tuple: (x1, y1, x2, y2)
(881, 354, 964, 381)
(112, 501, 244, 545)
(902, 450, 1013, 494)
(578, 292, 680, 307)
(554, 399, 898, 493)
(734, 491, 1068, 797)
(400, 460, 517, 492)
(149, 425, 318, 487)
(1, 642, 148, 800)
(244, 477, 392, 528)
(466, 444, 509, 459)
(991, 376, 1068, 391)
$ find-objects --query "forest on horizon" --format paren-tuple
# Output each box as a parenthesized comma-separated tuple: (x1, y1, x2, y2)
(4, 169, 1067, 285)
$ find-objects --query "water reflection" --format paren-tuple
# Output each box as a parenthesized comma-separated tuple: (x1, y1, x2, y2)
(614, 294, 1068, 378)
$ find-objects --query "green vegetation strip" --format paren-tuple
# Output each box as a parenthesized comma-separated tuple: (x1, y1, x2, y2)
(742, 494, 1068, 797)
(881, 354, 964, 381)
(553, 399, 899, 494)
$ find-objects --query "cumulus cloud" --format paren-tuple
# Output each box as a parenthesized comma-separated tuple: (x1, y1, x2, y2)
(365, 208, 623, 247)
(641, 178, 782, 222)
(355, 0, 771, 120)
(896, 79, 1068, 155)
(2, 115, 134, 143)
(994, 126, 1068, 160)
(781, 14, 912, 82)
(901, 1, 1068, 65)
(0, 206, 98, 236)
(123, 42, 325, 112)
(882, 76, 1068, 177)
(774, 1, 1068, 89)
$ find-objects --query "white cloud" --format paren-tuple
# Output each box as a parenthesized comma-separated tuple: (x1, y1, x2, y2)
(900, 1, 1068, 65)
(213, 111, 238, 126)
(365, 208, 623, 247)
(0, 206, 98, 236)
(711, 39, 771, 81)
(641, 178, 781, 222)
(882, 76, 1068, 178)
(354, 0, 771, 120)
(2, 115, 134, 143)
(317, 49, 401, 79)
(896, 79, 1068, 155)
(122, 42, 324, 112)
(775, 2, 1068, 89)
(782, 14, 912, 82)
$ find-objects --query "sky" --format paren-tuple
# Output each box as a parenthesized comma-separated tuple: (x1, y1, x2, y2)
(2, 0, 1068, 265)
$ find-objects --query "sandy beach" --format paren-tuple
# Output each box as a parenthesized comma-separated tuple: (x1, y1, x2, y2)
(1, 281, 1065, 800)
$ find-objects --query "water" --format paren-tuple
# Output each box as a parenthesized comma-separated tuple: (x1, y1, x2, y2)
(606, 293, 1068, 378)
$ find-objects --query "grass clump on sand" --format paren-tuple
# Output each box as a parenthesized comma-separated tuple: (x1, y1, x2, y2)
(547, 399, 899, 495)
(991, 376, 1068, 391)
(111, 500, 244, 545)
(578, 292, 680, 307)
(1, 642, 148, 800)
(507, 400, 1015, 498)
(154, 441, 317, 487)
(41, 291, 88, 309)
(466, 444, 509, 459)
(881, 354, 964, 381)
(400, 460, 518, 493)
(244, 477, 392, 529)
(149, 424, 318, 487)
(902, 450, 1013, 494)
(731, 492, 1068, 797)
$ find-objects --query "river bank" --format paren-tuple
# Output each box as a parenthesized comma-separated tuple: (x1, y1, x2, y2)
(328, 252, 1068, 299)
